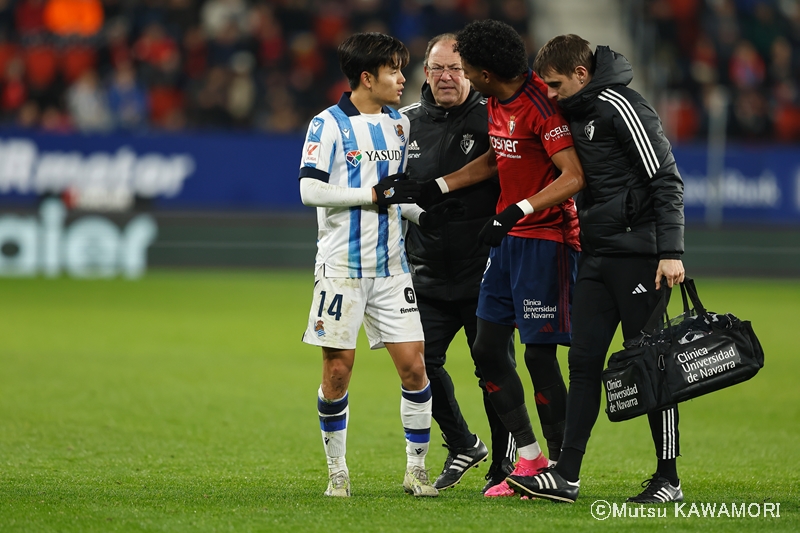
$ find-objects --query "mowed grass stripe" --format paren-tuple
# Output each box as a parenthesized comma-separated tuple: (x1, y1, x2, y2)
(0, 272, 798, 532)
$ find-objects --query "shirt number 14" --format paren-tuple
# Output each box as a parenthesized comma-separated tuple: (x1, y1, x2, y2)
(317, 290, 343, 321)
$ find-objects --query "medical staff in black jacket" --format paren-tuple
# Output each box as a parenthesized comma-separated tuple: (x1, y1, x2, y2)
(505, 35, 687, 504)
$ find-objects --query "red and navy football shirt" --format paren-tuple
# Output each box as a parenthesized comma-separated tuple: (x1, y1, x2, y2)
(488, 70, 580, 250)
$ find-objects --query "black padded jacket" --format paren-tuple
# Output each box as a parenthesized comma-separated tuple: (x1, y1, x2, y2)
(400, 83, 499, 301)
(558, 46, 684, 259)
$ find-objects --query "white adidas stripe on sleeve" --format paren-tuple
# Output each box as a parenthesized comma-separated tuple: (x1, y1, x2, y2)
(598, 89, 660, 178)
(399, 102, 422, 114)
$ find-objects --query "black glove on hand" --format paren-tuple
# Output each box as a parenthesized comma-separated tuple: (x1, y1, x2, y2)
(373, 173, 421, 205)
(419, 198, 466, 230)
(478, 204, 526, 247)
(417, 179, 445, 208)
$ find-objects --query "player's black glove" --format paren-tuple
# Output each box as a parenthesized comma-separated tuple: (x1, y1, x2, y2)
(373, 173, 421, 205)
(417, 179, 445, 208)
(478, 204, 526, 247)
(419, 198, 466, 230)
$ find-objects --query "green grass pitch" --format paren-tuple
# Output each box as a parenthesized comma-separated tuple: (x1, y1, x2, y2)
(1, 271, 798, 532)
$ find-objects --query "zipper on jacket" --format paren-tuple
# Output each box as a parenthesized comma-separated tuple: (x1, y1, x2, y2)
(437, 113, 453, 300)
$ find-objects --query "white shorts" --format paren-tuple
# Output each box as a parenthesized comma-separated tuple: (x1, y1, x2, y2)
(302, 273, 424, 350)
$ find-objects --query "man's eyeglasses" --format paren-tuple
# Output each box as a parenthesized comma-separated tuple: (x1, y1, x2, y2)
(428, 65, 464, 77)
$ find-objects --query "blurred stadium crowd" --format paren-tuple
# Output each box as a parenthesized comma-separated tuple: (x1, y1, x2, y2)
(0, 0, 531, 134)
(0, 0, 797, 142)
(644, 0, 800, 142)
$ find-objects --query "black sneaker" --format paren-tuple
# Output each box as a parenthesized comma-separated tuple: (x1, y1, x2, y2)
(432, 436, 489, 490)
(481, 458, 514, 494)
(506, 465, 580, 503)
(627, 473, 683, 503)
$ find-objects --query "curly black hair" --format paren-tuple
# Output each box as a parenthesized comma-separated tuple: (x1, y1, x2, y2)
(455, 20, 528, 80)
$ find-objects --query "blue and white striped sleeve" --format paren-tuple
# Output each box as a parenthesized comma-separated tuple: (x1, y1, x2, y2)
(298, 113, 337, 182)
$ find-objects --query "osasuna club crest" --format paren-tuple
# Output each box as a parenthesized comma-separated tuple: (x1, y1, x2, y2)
(460, 134, 474, 154)
(584, 120, 595, 140)
(508, 115, 516, 135)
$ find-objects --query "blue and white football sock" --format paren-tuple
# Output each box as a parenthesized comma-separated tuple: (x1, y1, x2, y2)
(318, 386, 348, 473)
(400, 383, 432, 469)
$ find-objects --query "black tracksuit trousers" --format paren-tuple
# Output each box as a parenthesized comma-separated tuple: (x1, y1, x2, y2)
(561, 255, 679, 471)
(417, 295, 515, 462)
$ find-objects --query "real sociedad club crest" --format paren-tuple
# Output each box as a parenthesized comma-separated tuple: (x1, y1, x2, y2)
(460, 134, 474, 154)
(584, 120, 595, 140)
(395, 124, 406, 142)
(508, 115, 516, 135)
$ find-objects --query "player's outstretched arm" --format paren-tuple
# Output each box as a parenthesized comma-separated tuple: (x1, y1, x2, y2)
(417, 147, 498, 207)
(442, 147, 497, 191)
(300, 177, 374, 207)
(300, 174, 420, 208)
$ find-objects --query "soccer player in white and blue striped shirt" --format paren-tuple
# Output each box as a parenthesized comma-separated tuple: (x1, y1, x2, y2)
(298, 32, 437, 498)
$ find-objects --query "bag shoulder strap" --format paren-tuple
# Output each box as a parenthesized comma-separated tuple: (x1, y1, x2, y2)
(641, 283, 671, 336)
(681, 277, 707, 315)
(636, 277, 709, 339)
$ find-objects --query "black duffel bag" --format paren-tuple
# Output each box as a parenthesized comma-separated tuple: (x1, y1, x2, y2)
(602, 278, 764, 422)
